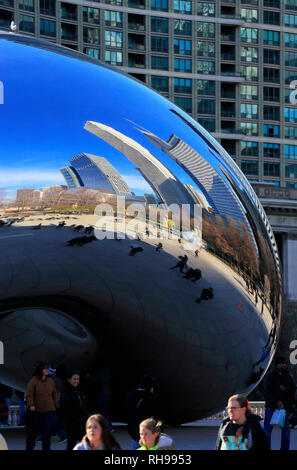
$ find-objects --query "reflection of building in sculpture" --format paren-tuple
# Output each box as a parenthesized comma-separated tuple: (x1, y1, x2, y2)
(84, 121, 195, 208)
(142, 130, 253, 234)
(184, 184, 213, 213)
(69, 153, 131, 196)
(60, 166, 84, 189)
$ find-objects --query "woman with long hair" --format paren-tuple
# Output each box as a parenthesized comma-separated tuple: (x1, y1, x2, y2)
(73, 414, 121, 450)
(25, 362, 59, 451)
(216, 394, 269, 450)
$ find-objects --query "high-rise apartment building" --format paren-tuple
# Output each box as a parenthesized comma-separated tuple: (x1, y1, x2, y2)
(1, 1, 297, 188)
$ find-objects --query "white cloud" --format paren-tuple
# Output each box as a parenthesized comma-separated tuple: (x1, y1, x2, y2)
(0, 169, 63, 188)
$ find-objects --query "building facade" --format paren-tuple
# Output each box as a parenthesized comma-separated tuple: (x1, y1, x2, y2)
(1, 0, 297, 188)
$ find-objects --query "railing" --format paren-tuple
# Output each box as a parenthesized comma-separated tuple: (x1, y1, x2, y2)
(0, 402, 266, 428)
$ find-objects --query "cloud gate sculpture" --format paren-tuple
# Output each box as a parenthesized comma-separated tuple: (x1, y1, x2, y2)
(0, 32, 282, 422)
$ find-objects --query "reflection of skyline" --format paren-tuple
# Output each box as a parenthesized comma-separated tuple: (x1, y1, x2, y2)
(84, 120, 196, 208)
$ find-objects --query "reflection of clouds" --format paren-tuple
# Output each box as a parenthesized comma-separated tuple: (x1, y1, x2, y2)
(0, 169, 63, 188)
(114, 174, 151, 191)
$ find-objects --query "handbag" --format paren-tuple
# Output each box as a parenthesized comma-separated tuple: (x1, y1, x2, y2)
(270, 409, 286, 428)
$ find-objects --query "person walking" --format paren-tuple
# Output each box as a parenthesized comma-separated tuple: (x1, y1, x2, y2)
(73, 414, 121, 450)
(216, 394, 269, 450)
(138, 418, 175, 450)
(25, 362, 59, 451)
(263, 356, 296, 450)
(125, 375, 160, 450)
(60, 371, 89, 450)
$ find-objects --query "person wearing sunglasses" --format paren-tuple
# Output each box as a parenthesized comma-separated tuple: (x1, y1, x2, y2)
(215, 394, 269, 450)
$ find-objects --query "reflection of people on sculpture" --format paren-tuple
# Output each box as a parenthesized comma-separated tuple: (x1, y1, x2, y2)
(33, 223, 42, 230)
(195, 249, 199, 257)
(170, 255, 188, 273)
(66, 235, 97, 246)
(84, 226, 94, 234)
(57, 221, 66, 227)
(196, 287, 213, 303)
(73, 225, 84, 232)
(184, 268, 201, 282)
(129, 246, 143, 256)
(156, 243, 163, 252)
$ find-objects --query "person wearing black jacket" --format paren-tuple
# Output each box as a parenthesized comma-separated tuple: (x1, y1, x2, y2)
(263, 356, 296, 450)
(125, 375, 159, 450)
(60, 371, 89, 450)
(216, 394, 269, 451)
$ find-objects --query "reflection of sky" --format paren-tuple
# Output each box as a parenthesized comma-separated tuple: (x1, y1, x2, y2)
(0, 35, 238, 199)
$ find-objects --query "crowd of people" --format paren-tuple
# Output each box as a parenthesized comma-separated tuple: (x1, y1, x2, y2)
(0, 355, 296, 451)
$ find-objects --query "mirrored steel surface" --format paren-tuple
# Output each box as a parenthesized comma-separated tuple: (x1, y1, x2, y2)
(0, 32, 282, 422)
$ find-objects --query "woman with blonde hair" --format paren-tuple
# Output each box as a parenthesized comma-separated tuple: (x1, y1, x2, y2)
(138, 418, 175, 450)
(73, 414, 121, 450)
(216, 394, 269, 450)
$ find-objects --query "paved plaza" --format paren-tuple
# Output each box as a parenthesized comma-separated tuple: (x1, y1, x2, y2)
(1, 423, 297, 451)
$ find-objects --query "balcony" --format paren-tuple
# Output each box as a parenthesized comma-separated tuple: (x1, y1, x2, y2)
(221, 53, 235, 61)
(61, 4, 77, 22)
(0, 9, 12, 28)
(128, 33, 145, 51)
(128, 53, 145, 68)
(61, 24, 77, 42)
(0, 0, 13, 7)
(128, 0, 145, 8)
(128, 13, 145, 31)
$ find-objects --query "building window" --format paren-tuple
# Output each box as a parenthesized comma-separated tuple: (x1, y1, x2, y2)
(285, 126, 297, 140)
(174, 96, 192, 113)
(151, 56, 168, 70)
(240, 85, 258, 100)
(263, 124, 279, 137)
(285, 51, 297, 67)
(174, 58, 192, 72)
(263, 49, 280, 65)
(174, 19, 191, 35)
(197, 22, 215, 38)
(285, 108, 297, 123)
(240, 141, 259, 156)
(152, 17, 168, 33)
(151, 0, 168, 11)
(83, 27, 99, 44)
(264, 162, 280, 177)
(241, 103, 258, 119)
(285, 70, 297, 84)
(19, 0, 34, 12)
(197, 79, 215, 96)
(19, 14, 34, 33)
(241, 28, 258, 44)
(240, 122, 258, 135)
(285, 163, 297, 178)
(151, 36, 168, 52)
(197, 98, 215, 114)
(285, 145, 297, 160)
(105, 50, 122, 65)
(174, 39, 192, 55)
(285, 33, 297, 48)
(105, 30, 122, 47)
(263, 143, 280, 158)
(263, 87, 280, 102)
(241, 9, 258, 22)
(241, 46, 258, 63)
(40, 18, 55, 36)
(40, 0, 55, 16)
(264, 10, 280, 25)
(198, 118, 215, 132)
(83, 7, 100, 25)
(104, 0, 122, 4)
(263, 30, 279, 46)
(174, 78, 192, 94)
(104, 10, 122, 27)
(197, 41, 215, 57)
(151, 75, 169, 92)
(84, 48, 100, 59)
(285, 14, 297, 28)
(264, 0, 279, 6)
(285, 0, 297, 11)
(263, 68, 280, 84)
(197, 60, 215, 74)
(264, 105, 280, 121)
(241, 160, 258, 175)
(197, 2, 215, 16)
(173, 1, 192, 14)
(240, 66, 258, 81)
